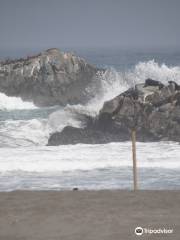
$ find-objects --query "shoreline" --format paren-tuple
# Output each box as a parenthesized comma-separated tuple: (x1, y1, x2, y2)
(0, 190, 179, 239)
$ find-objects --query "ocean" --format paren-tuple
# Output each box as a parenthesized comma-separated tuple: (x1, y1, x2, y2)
(0, 48, 180, 191)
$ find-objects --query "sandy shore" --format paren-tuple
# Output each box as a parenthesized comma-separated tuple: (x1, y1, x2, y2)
(0, 190, 179, 240)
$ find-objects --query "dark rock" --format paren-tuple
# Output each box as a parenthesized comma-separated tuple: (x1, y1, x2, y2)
(144, 78, 164, 89)
(99, 79, 180, 142)
(47, 126, 130, 145)
(168, 81, 180, 91)
(175, 92, 180, 106)
(0, 48, 103, 106)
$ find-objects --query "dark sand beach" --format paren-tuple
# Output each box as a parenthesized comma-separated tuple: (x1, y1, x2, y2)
(0, 190, 179, 240)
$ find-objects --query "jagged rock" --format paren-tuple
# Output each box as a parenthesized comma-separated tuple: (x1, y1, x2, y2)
(47, 126, 130, 145)
(48, 79, 180, 145)
(0, 48, 102, 106)
(99, 79, 180, 141)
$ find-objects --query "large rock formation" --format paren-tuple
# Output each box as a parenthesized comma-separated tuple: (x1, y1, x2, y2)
(48, 79, 180, 145)
(0, 48, 101, 106)
(99, 79, 180, 142)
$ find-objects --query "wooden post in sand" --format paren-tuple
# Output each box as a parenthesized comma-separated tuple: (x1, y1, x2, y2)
(131, 129, 138, 191)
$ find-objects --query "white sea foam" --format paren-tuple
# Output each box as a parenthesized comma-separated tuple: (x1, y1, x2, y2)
(0, 92, 37, 110)
(48, 108, 83, 132)
(0, 141, 179, 191)
(132, 60, 180, 84)
(0, 142, 179, 174)
(0, 119, 49, 147)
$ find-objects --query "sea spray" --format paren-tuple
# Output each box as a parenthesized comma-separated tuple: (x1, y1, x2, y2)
(0, 92, 37, 110)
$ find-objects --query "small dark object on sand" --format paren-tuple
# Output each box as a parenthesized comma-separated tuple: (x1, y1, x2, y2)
(73, 188, 79, 191)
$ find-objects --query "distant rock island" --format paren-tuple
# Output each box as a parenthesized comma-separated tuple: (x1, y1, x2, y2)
(0, 48, 101, 106)
(48, 79, 180, 145)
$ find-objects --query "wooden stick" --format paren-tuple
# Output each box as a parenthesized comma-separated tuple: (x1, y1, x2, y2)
(131, 129, 138, 190)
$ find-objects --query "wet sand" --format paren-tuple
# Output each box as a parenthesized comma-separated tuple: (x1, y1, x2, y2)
(0, 190, 179, 240)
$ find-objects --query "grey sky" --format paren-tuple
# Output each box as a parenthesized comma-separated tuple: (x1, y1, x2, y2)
(0, 0, 180, 50)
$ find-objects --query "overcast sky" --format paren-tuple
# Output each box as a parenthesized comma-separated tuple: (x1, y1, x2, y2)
(0, 0, 180, 51)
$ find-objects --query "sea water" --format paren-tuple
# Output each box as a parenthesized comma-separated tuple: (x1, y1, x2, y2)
(0, 48, 180, 191)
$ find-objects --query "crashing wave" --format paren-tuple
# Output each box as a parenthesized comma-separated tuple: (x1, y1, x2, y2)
(1, 60, 180, 147)
(0, 119, 49, 147)
(88, 60, 180, 113)
(130, 60, 180, 85)
(48, 60, 180, 129)
(0, 92, 37, 110)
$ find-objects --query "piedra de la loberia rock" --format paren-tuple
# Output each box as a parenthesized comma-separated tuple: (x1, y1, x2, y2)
(0, 48, 101, 106)
(48, 79, 180, 145)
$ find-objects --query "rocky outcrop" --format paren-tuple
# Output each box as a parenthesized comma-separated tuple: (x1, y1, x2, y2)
(48, 79, 180, 145)
(47, 126, 130, 145)
(99, 79, 180, 141)
(0, 48, 101, 106)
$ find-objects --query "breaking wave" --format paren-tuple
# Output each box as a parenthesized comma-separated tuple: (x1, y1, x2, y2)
(0, 142, 180, 173)
(48, 60, 180, 132)
(87, 60, 180, 113)
(0, 119, 49, 147)
(0, 92, 37, 110)
(129, 60, 180, 85)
